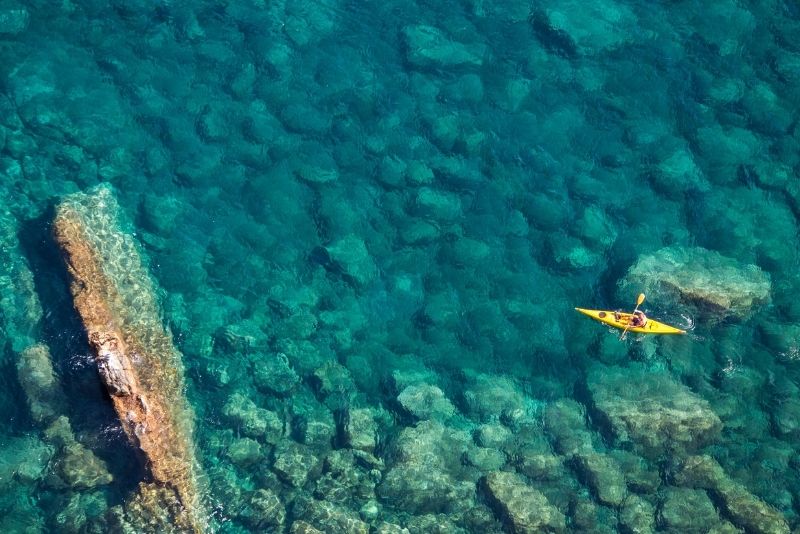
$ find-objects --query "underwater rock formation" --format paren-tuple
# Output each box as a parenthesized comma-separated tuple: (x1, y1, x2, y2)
(674, 455, 789, 534)
(54, 185, 205, 532)
(320, 234, 378, 286)
(378, 420, 474, 514)
(43, 416, 113, 490)
(238, 489, 286, 531)
(620, 245, 771, 320)
(480, 471, 566, 534)
(402, 25, 486, 69)
(0, 435, 53, 487)
(587, 365, 722, 458)
(16, 343, 64, 425)
(572, 452, 627, 506)
(293, 495, 370, 533)
(3, 208, 114, 494)
(658, 487, 719, 532)
(222, 392, 283, 443)
(0, 206, 44, 353)
(620, 494, 655, 534)
(397, 383, 456, 421)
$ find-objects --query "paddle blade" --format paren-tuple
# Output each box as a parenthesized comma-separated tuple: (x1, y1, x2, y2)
(637, 293, 646, 306)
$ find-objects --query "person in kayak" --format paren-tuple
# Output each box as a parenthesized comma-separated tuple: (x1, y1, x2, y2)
(629, 310, 647, 328)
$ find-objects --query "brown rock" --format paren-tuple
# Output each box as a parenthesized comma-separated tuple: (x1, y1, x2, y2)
(54, 186, 205, 532)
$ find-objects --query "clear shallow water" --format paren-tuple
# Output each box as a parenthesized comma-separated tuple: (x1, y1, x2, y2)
(1, 0, 799, 532)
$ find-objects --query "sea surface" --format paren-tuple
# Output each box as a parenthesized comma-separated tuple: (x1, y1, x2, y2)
(1, 0, 799, 532)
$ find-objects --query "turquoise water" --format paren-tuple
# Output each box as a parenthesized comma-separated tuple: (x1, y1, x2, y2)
(1, 0, 800, 532)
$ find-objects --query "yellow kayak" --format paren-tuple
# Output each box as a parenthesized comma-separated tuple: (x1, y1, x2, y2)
(575, 308, 686, 335)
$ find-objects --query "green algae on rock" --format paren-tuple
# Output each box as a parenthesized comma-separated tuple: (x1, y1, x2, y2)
(54, 185, 205, 532)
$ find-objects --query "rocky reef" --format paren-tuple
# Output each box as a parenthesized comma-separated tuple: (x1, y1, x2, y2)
(54, 185, 205, 532)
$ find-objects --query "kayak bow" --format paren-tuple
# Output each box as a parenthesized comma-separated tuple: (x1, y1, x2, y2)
(575, 308, 686, 335)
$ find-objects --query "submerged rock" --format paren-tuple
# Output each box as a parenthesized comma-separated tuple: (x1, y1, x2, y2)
(42, 416, 112, 490)
(658, 487, 718, 532)
(216, 320, 266, 353)
(226, 437, 262, 468)
(480, 471, 566, 533)
(402, 25, 485, 69)
(397, 384, 457, 421)
(620, 246, 770, 320)
(46, 432, 112, 491)
(464, 446, 506, 471)
(609, 449, 661, 494)
(543, 399, 594, 456)
(54, 185, 204, 531)
(517, 452, 564, 482)
(378, 420, 474, 514)
(404, 513, 466, 533)
(252, 352, 301, 396)
(619, 494, 655, 534)
(374, 522, 410, 534)
(107, 482, 197, 534)
(54, 491, 109, 533)
(16, 343, 64, 424)
(222, 392, 283, 443)
(378, 458, 474, 515)
(238, 489, 286, 532)
(320, 234, 378, 286)
(674, 455, 789, 534)
(293, 496, 369, 534)
(0, 1, 28, 35)
(475, 423, 512, 449)
(460, 371, 526, 423)
(290, 389, 337, 448)
(343, 407, 377, 452)
(531, 0, 637, 56)
(0, 435, 53, 487)
(272, 441, 321, 488)
(573, 452, 627, 506)
(54, 443, 114, 489)
(413, 187, 463, 222)
(291, 521, 325, 534)
(314, 449, 377, 505)
(587, 365, 722, 458)
(771, 396, 800, 437)
(313, 360, 356, 399)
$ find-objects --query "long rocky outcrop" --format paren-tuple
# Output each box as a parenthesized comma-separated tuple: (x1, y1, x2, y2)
(54, 185, 205, 533)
